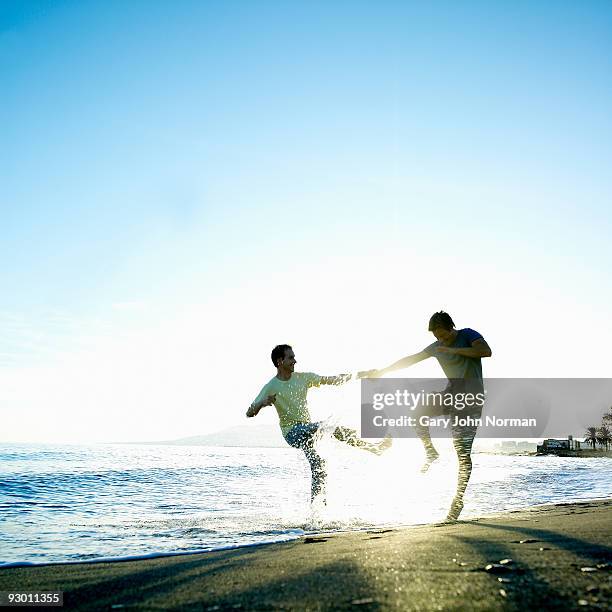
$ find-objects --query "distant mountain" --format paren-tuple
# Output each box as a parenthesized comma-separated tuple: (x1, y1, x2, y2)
(150, 423, 285, 447)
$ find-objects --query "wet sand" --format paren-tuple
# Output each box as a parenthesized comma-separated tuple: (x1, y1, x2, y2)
(1, 500, 610, 610)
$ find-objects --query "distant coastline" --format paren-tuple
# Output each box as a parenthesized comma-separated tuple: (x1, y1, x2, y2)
(122, 424, 612, 457)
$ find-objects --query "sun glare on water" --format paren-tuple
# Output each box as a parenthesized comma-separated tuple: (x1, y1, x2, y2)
(298, 434, 461, 531)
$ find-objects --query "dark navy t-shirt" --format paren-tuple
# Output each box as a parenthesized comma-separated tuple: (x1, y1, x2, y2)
(424, 328, 485, 386)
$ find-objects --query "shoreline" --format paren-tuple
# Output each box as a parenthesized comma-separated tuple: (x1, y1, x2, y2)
(2, 500, 611, 610)
(2, 496, 611, 571)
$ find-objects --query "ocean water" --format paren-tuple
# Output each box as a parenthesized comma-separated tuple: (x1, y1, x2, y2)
(1, 441, 611, 566)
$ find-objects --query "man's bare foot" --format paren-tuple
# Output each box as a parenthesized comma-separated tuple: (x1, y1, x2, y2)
(367, 435, 393, 455)
(377, 435, 393, 454)
(420, 450, 440, 473)
(444, 496, 464, 522)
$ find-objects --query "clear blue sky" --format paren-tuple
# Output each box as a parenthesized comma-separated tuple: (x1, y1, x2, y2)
(1, 1, 611, 442)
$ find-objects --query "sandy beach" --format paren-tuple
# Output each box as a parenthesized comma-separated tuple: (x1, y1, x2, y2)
(1, 500, 610, 611)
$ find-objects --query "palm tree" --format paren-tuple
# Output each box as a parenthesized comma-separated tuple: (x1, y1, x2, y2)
(603, 406, 612, 427)
(584, 427, 598, 449)
(596, 426, 611, 451)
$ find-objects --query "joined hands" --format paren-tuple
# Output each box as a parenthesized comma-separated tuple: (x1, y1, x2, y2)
(356, 369, 383, 379)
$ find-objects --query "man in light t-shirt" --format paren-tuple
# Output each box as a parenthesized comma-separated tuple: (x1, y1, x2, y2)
(247, 344, 391, 502)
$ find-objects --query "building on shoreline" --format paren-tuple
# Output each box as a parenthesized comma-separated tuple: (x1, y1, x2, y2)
(538, 436, 581, 453)
(536, 436, 612, 457)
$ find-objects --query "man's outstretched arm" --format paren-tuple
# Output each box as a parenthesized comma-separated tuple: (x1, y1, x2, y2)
(358, 351, 430, 378)
(246, 393, 276, 417)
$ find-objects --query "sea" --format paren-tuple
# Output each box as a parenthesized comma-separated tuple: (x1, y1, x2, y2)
(1, 441, 611, 567)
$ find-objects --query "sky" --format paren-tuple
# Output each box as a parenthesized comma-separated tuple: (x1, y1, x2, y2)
(1, 0, 611, 443)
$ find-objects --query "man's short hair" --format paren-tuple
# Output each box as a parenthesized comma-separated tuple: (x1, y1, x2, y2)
(271, 344, 292, 367)
(428, 311, 455, 331)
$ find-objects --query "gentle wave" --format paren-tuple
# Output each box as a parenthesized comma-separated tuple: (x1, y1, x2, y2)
(1, 442, 611, 565)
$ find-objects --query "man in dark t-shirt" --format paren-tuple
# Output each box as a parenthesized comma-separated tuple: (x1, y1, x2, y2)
(358, 311, 492, 522)
(424, 326, 485, 385)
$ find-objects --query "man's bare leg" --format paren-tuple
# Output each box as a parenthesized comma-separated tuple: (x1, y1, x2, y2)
(303, 444, 327, 502)
(414, 397, 445, 472)
(445, 428, 476, 522)
(415, 422, 440, 473)
(333, 426, 392, 455)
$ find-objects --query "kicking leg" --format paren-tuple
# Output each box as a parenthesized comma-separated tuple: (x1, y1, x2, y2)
(414, 421, 440, 472)
(333, 426, 392, 455)
(415, 396, 443, 472)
